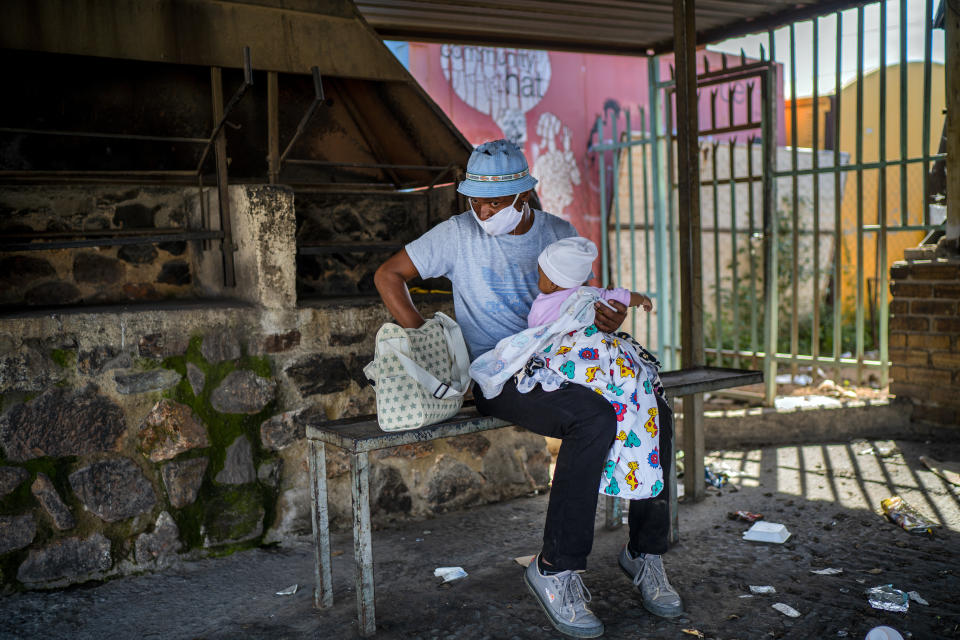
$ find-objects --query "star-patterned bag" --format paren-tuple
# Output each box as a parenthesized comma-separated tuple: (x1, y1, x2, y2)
(363, 312, 471, 432)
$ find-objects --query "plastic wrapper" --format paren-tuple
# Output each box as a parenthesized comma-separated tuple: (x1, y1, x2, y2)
(434, 566, 468, 583)
(728, 510, 763, 523)
(881, 496, 939, 534)
(865, 584, 909, 613)
(704, 465, 728, 488)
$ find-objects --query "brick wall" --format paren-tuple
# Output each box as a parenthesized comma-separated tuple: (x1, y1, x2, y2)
(889, 258, 960, 427)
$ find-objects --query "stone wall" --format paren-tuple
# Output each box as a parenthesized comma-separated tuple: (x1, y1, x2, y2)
(0, 186, 211, 309)
(294, 186, 457, 299)
(0, 183, 550, 592)
(889, 254, 960, 428)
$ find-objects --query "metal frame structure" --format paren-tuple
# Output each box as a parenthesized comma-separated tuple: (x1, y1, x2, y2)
(260, 66, 463, 286)
(0, 47, 255, 288)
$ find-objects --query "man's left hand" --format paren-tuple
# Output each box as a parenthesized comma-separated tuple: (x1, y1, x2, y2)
(594, 300, 627, 333)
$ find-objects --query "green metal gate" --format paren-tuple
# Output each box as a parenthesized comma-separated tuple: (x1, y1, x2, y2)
(591, 0, 947, 405)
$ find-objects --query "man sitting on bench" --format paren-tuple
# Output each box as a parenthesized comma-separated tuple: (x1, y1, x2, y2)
(374, 139, 682, 639)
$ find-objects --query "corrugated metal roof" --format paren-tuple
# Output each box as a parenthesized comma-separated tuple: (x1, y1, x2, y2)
(355, 0, 875, 55)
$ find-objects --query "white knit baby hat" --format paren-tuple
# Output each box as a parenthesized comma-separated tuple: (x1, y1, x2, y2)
(538, 237, 598, 289)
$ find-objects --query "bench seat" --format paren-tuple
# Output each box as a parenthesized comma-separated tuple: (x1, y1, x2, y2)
(304, 366, 761, 636)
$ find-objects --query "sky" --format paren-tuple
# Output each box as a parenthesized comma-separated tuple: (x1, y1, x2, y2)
(707, 0, 947, 98)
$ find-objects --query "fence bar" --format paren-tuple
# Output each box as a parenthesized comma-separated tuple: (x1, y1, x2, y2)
(855, 6, 866, 384)
(690, 60, 773, 82)
(711, 142, 722, 367)
(702, 348, 886, 369)
(900, 0, 909, 227)
(612, 108, 623, 294)
(626, 108, 638, 338)
(640, 107, 652, 346)
(862, 223, 941, 232)
(762, 30, 779, 406)
(922, 0, 933, 223)
(597, 115, 609, 287)
(812, 17, 822, 372)
(833, 11, 844, 383)
(747, 136, 759, 358)
(789, 23, 801, 379)
(590, 137, 656, 152)
(648, 57, 673, 369)
(879, 0, 889, 388)
(728, 139, 740, 369)
(665, 84, 680, 368)
(771, 154, 945, 177)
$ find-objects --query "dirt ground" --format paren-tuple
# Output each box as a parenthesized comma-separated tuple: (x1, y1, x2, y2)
(1, 437, 959, 640)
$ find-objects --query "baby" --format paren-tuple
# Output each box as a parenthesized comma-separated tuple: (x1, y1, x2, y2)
(469, 236, 665, 500)
(529, 236, 653, 328)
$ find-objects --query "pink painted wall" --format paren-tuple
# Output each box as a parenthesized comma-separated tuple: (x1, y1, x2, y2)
(407, 44, 785, 278)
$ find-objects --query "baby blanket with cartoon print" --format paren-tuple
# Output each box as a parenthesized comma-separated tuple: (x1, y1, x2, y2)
(470, 288, 664, 500)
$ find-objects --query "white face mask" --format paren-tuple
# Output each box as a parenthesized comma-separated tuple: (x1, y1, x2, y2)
(471, 194, 525, 236)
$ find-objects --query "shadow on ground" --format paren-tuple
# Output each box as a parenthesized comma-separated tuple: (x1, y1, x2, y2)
(2, 438, 959, 640)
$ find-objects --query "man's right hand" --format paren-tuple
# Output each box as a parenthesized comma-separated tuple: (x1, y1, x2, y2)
(374, 249, 426, 329)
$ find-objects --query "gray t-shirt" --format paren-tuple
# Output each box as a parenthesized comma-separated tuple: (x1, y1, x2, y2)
(406, 209, 577, 361)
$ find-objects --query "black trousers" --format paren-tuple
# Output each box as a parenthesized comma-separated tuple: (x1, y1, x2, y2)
(476, 377, 673, 571)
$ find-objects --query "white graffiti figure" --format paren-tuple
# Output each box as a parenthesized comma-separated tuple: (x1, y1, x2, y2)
(440, 45, 551, 146)
(531, 112, 581, 218)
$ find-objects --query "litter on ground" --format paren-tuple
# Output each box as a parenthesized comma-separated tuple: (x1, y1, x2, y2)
(742, 521, 791, 543)
(749, 585, 776, 594)
(434, 567, 468, 583)
(771, 602, 801, 617)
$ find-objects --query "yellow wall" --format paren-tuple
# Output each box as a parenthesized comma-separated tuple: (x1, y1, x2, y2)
(784, 96, 832, 150)
(836, 62, 945, 314)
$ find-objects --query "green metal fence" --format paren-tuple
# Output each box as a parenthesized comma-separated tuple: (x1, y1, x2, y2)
(591, 0, 947, 405)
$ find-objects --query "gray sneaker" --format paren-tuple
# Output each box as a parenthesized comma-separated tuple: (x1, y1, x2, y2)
(618, 546, 683, 618)
(523, 555, 604, 638)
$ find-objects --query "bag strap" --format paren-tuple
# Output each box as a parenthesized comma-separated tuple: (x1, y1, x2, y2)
(380, 339, 466, 400)
(434, 312, 471, 394)
(362, 360, 378, 385)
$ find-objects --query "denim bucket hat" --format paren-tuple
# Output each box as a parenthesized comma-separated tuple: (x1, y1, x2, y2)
(457, 139, 539, 198)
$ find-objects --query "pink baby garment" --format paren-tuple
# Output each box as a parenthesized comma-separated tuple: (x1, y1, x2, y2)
(528, 286, 631, 328)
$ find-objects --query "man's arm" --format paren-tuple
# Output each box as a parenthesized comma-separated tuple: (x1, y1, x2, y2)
(594, 300, 627, 332)
(374, 249, 426, 329)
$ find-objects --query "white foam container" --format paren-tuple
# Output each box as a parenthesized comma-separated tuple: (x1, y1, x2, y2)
(865, 626, 905, 640)
(742, 521, 791, 543)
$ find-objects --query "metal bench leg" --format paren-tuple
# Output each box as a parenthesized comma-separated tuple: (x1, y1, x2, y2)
(308, 440, 333, 609)
(350, 451, 376, 637)
(604, 495, 623, 530)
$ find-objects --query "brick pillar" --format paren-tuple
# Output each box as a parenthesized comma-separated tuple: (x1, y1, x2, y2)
(889, 257, 960, 427)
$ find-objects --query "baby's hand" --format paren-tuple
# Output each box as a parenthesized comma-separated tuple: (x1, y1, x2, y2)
(637, 294, 653, 312)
